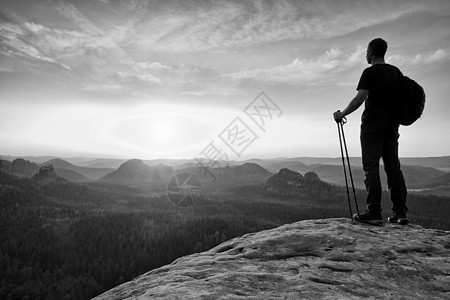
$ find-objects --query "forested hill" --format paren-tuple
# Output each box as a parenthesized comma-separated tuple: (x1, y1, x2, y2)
(1, 167, 450, 299)
(0, 170, 273, 299)
(99, 159, 175, 187)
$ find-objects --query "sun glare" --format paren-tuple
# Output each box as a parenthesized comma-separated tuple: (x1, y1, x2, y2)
(149, 116, 176, 142)
(93, 102, 232, 158)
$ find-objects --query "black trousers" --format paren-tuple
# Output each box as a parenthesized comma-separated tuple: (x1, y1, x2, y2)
(360, 132, 408, 214)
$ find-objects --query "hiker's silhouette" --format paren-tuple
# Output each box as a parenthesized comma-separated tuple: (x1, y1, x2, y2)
(333, 38, 408, 226)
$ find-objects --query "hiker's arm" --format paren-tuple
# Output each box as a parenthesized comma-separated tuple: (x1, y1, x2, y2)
(333, 89, 368, 122)
(341, 89, 368, 116)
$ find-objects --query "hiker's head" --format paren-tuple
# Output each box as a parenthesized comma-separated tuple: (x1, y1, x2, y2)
(366, 38, 387, 64)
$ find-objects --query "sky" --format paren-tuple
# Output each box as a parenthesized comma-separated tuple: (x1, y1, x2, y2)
(1, 0, 449, 160)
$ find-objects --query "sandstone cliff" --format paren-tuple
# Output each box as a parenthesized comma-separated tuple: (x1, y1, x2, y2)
(93, 218, 450, 299)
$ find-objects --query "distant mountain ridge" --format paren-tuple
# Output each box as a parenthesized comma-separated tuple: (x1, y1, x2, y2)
(100, 159, 175, 188)
(181, 162, 273, 186)
(308, 164, 446, 190)
(41, 158, 113, 180)
(0, 158, 114, 183)
(277, 156, 450, 170)
(421, 172, 450, 189)
(4, 155, 450, 170)
(226, 162, 272, 177)
(245, 159, 310, 174)
(2, 156, 450, 192)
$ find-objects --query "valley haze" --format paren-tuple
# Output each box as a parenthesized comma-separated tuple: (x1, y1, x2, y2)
(2, 154, 450, 193)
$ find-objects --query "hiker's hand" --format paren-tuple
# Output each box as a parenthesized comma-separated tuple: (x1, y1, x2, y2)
(333, 110, 344, 123)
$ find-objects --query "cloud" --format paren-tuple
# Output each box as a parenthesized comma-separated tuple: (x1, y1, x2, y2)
(134, 61, 207, 78)
(81, 83, 123, 92)
(1, 6, 217, 94)
(22, 20, 132, 67)
(1, 20, 108, 73)
(223, 46, 366, 85)
(128, 0, 450, 53)
(0, 22, 59, 64)
(136, 62, 173, 72)
(0, 1, 136, 69)
(388, 49, 449, 65)
(224, 46, 450, 87)
(181, 87, 242, 97)
(112, 71, 161, 85)
(1, 0, 449, 99)
(428, 49, 448, 62)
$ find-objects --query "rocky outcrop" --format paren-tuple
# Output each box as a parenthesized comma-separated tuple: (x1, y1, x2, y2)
(94, 218, 450, 299)
(32, 164, 67, 185)
(265, 168, 305, 193)
(0, 159, 12, 174)
(304, 171, 320, 181)
(265, 168, 331, 195)
(0, 158, 39, 177)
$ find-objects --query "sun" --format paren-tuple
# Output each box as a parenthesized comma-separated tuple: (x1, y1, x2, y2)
(91, 102, 233, 158)
(145, 115, 178, 144)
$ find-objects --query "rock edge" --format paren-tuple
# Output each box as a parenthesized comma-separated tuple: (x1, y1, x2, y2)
(93, 218, 450, 300)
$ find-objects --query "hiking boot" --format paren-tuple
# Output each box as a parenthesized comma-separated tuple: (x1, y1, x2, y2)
(353, 210, 383, 226)
(388, 212, 409, 225)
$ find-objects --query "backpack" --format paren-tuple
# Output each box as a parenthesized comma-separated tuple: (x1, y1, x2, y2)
(395, 76, 426, 126)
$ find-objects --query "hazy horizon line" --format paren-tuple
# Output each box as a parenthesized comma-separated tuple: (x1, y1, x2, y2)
(2, 153, 450, 162)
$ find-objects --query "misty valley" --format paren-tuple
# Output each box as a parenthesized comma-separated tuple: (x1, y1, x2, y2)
(1, 156, 450, 299)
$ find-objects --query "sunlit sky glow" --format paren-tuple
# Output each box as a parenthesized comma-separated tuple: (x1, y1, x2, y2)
(1, 0, 449, 160)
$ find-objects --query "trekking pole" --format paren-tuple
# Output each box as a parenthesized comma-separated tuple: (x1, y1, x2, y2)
(336, 117, 360, 220)
(339, 119, 360, 218)
(337, 117, 353, 220)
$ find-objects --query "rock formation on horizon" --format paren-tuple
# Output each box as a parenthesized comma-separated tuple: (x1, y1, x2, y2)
(265, 168, 332, 195)
(93, 218, 450, 299)
(0, 158, 40, 177)
(32, 164, 68, 185)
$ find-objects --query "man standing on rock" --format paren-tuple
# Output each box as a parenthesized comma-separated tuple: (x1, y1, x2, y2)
(333, 38, 409, 226)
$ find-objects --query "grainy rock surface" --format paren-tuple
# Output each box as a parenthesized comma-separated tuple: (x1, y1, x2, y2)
(93, 218, 450, 299)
